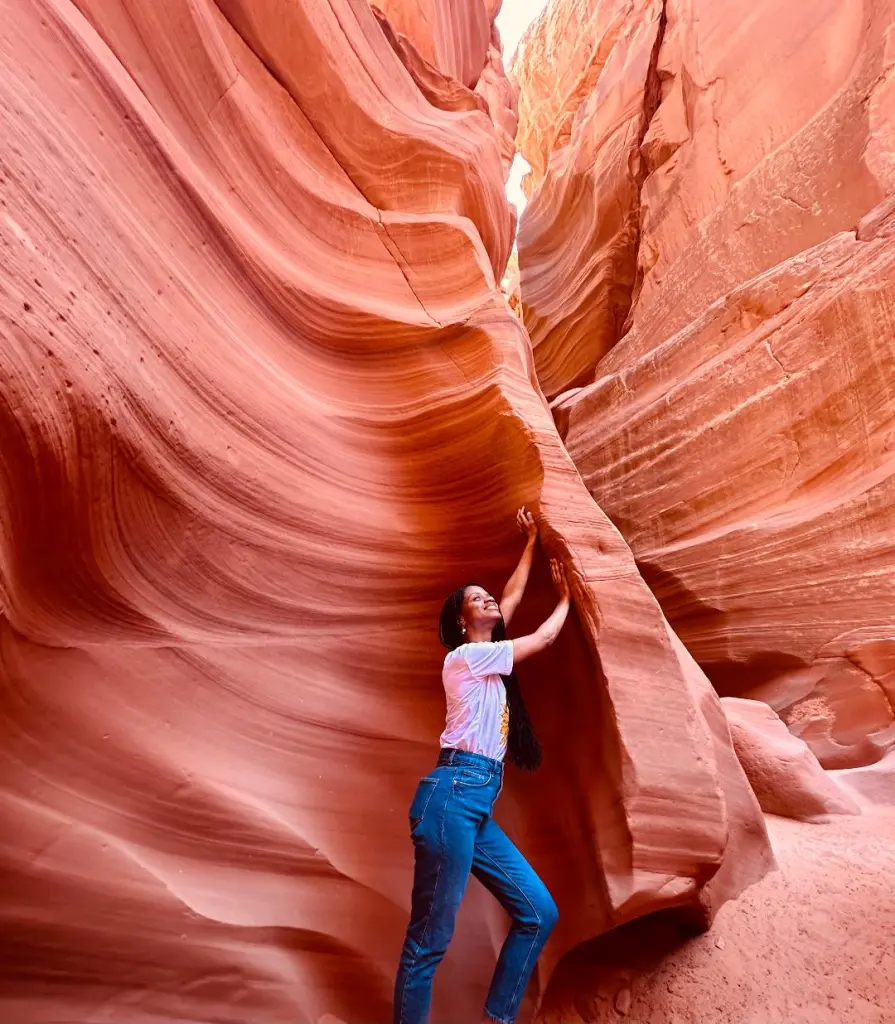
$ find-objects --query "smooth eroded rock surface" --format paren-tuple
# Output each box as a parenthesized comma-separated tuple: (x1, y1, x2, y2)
(511, 0, 664, 399)
(558, 206, 895, 771)
(624, 0, 895, 348)
(722, 698, 860, 822)
(373, 0, 519, 173)
(0, 1, 770, 1021)
(514, 0, 895, 399)
(373, 0, 491, 88)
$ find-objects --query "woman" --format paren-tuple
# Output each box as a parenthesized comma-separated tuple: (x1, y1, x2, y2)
(394, 507, 571, 1024)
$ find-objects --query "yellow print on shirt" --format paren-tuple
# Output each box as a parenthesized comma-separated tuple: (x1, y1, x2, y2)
(500, 697, 509, 748)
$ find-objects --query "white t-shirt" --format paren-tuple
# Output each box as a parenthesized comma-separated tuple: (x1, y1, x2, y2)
(439, 640, 514, 761)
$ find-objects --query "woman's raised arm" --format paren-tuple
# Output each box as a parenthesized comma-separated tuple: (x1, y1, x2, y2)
(511, 559, 570, 665)
(499, 507, 538, 627)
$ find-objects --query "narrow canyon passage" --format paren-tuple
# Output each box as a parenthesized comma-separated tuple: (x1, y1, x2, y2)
(0, 2, 893, 1023)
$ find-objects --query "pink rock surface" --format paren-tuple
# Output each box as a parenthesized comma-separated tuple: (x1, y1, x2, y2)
(0, 1, 769, 1021)
(623, 0, 895, 350)
(511, 0, 664, 398)
(722, 698, 860, 822)
(834, 750, 895, 808)
(752, 632, 895, 770)
(558, 205, 895, 771)
(373, 0, 490, 89)
(510, 0, 631, 196)
(473, 26, 520, 175)
(525, 0, 895, 770)
(514, 0, 895, 400)
(373, 3, 519, 175)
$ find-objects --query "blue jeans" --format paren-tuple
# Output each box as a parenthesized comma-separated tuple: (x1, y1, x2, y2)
(394, 749, 558, 1024)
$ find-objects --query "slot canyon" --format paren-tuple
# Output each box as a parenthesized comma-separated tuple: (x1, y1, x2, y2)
(1, 0, 894, 1022)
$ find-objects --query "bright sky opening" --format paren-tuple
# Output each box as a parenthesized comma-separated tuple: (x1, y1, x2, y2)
(495, 0, 550, 217)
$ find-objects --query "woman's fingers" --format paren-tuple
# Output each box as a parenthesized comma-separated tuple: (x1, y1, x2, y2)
(550, 558, 569, 594)
(516, 506, 538, 536)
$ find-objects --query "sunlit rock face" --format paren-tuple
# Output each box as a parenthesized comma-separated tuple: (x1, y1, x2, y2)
(516, 0, 895, 773)
(0, 1, 770, 1022)
(373, 0, 492, 88)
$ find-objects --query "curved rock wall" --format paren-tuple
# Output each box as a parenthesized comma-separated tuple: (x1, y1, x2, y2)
(374, 0, 519, 172)
(0, 1, 770, 1021)
(512, 0, 664, 399)
(512, 0, 613, 195)
(516, 0, 895, 771)
(373, 0, 491, 89)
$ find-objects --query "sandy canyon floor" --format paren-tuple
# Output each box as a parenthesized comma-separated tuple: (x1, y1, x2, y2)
(538, 807, 895, 1023)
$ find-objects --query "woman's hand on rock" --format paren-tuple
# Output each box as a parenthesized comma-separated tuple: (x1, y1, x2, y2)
(516, 505, 538, 541)
(550, 558, 569, 600)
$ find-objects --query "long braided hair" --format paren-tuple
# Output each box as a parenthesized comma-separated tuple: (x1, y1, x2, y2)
(438, 584, 543, 771)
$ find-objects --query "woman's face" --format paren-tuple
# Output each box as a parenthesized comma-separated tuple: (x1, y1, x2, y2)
(460, 585, 501, 633)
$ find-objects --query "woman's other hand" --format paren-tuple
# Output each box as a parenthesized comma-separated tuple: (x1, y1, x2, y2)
(550, 558, 569, 601)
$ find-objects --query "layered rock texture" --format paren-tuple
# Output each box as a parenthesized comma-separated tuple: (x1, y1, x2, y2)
(515, 0, 895, 780)
(374, 0, 520, 171)
(0, 2, 772, 1022)
(512, 0, 665, 397)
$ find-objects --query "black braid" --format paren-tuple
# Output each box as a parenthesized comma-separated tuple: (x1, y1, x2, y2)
(438, 585, 543, 772)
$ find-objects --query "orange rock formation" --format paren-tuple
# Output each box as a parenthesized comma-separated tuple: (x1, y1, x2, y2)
(512, 0, 664, 398)
(538, 809, 895, 1023)
(0, 1, 771, 1022)
(373, 0, 519, 173)
(516, 0, 895, 778)
(374, 0, 492, 88)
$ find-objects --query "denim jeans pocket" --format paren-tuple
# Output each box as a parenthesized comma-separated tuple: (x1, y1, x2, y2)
(409, 776, 438, 832)
(454, 768, 492, 788)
